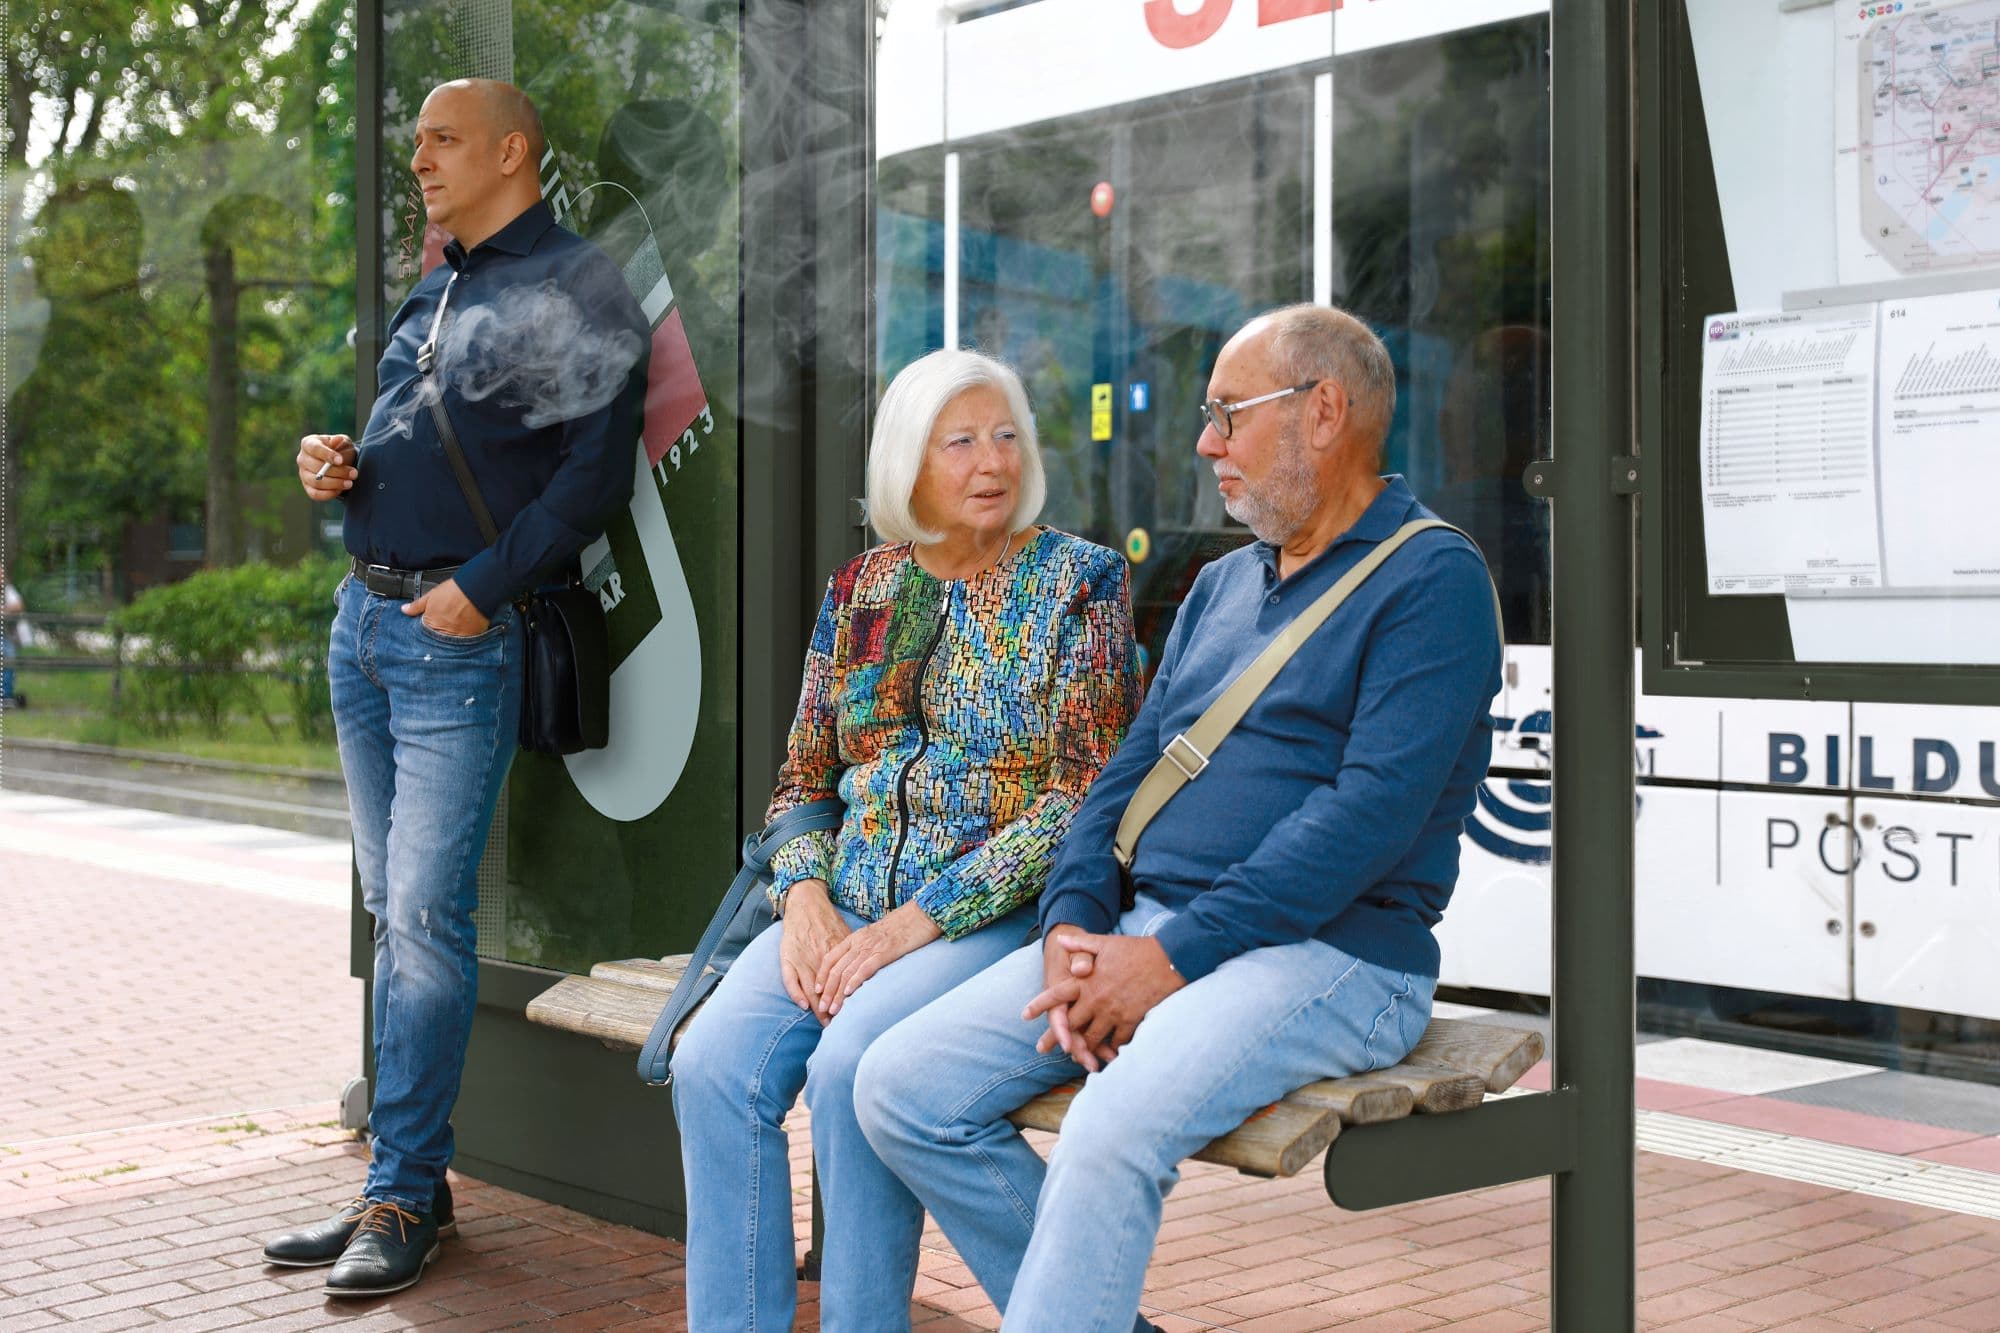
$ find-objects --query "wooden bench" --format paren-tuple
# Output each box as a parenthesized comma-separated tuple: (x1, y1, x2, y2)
(526, 954, 1545, 1180)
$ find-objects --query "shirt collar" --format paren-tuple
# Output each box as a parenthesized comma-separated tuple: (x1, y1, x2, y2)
(1252, 475, 1421, 578)
(442, 199, 557, 270)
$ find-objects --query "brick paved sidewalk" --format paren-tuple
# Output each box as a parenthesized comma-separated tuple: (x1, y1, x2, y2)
(0, 847, 356, 1144)
(12, 794, 2000, 1329)
(10, 1098, 2000, 1330)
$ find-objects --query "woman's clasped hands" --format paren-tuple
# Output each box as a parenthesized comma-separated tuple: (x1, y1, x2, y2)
(778, 880, 943, 1022)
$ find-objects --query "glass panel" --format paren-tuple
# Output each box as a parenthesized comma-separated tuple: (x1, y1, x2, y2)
(876, 2, 1551, 671)
(1641, 0, 2000, 1082)
(379, 0, 741, 970)
(7, 2, 356, 697)
(879, 1, 1333, 671)
(1660, 0, 2000, 679)
(1333, 21, 1552, 646)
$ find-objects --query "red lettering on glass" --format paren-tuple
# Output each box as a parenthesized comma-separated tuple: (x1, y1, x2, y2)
(1259, 0, 1334, 22)
(1144, 0, 1232, 48)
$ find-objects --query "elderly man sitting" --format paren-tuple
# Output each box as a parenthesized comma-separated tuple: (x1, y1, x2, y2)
(854, 303, 1503, 1333)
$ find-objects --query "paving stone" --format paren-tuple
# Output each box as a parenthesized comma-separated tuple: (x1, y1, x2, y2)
(17, 798, 2000, 1331)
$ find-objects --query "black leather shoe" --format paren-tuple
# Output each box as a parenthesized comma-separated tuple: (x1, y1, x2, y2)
(262, 1196, 367, 1268)
(323, 1200, 441, 1297)
(262, 1179, 454, 1268)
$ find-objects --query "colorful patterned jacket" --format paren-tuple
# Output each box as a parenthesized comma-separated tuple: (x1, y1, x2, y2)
(766, 528, 1141, 939)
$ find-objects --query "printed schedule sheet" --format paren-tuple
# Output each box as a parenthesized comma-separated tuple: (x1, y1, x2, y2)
(1698, 306, 1883, 594)
(1877, 290, 2000, 592)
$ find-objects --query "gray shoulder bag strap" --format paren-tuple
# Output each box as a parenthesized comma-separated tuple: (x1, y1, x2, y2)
(1112, 519, 1502, 869)
(636, 797, 845, 1085)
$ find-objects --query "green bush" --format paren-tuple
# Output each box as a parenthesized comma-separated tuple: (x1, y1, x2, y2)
(111, 556, 345, 740)
(251, 555, 345, 742)
(113, 568, 263, 736)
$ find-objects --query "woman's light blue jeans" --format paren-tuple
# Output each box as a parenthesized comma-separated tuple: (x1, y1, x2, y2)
(672, 901, 1035, 1333)
(854, 895, 1434, 1333)
(329, 574, 522, 1212)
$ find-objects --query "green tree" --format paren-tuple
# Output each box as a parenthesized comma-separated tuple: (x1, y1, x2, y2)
(10, 179, 185, 580)
(5, 1, 356, 585)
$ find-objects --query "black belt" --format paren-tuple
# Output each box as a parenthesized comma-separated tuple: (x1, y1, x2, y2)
(350, 558, 462, 600)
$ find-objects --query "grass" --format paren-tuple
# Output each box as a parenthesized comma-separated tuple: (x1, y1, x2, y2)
(3, 667, 340, 772)
(59, 1163, 141, 1183)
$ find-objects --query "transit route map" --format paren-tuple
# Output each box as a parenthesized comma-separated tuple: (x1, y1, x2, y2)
(1849, 0, 2000, 277)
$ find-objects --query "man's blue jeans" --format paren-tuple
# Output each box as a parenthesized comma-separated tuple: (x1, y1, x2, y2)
(329, 574, 522, 1212)
(855, 895, 1435, 1333)
(671, 902, 1034, 1333)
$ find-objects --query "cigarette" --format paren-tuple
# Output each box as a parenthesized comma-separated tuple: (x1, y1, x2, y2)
(313, 458, 335, 480)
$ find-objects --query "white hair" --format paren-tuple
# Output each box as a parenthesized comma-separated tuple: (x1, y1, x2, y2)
(866, 348, 1047, 545)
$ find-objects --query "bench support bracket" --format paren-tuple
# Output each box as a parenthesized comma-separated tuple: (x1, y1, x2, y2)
(1322, 1090, 1577, 1212)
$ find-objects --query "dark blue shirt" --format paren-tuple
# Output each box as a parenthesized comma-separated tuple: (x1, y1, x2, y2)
(344, 201, 647, 616)
(1039, 477, 1502, 981)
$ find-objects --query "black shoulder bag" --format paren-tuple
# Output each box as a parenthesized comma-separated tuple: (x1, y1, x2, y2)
(420, 271, 611, 755)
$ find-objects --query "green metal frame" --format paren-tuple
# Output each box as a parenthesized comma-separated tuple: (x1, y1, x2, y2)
(1325, 1090, 1578, 1212)
(1636, 0, 2000, 707)
(1325, 0, 1639, 1324)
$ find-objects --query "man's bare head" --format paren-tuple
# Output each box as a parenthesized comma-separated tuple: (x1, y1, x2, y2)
(1246, 304, 1397, 463)
(1198, 304, 1396, 549)
(437, 79, 547, 163)
(411, 80, 547, 249)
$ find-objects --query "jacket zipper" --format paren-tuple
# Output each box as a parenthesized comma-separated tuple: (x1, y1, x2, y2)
(884, 593, 950, 912)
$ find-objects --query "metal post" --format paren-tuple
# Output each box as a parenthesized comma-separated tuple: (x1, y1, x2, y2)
(799, 1160, 825, 1281)
(1548, 0, 1637, 1327)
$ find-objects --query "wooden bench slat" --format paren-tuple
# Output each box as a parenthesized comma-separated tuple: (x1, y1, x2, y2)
(591, 956, 693, 992)
(1403, 1019, 1545, 1093)
(1006, 1084, 1340, 1180)
(1341, 1065, 1487, 1114)
(1283, 1077, 1413, 1124)
(524, 955, 1549, 1181)
(526, 976, 670, 1051)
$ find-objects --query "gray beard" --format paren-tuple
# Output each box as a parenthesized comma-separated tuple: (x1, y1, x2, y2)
(1222, 421, 1319, 545)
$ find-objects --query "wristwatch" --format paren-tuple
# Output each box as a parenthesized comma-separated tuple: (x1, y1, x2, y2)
(765, 880, 790, 917)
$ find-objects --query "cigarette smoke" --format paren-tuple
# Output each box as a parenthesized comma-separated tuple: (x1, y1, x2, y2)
(380, 278, 645, 439)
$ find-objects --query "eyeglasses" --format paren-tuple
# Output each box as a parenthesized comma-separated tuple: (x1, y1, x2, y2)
(1197, 380, 1320, 440)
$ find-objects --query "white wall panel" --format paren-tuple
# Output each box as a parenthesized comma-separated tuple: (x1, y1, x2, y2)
(1437, 830, 1551, 995)
(1854, 797, 2000, 1020)
(1637, 787, 1851, 999)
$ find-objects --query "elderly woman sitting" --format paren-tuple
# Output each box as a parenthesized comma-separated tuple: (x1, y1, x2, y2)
(670, 349, 1140, 1331)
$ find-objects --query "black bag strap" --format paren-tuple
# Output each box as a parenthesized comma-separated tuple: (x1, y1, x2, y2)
(418, 273, 502, 547)
(636, 797, 845, 1084)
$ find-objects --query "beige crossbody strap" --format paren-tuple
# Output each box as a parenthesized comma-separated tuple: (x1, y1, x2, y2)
(1113, 519, 1494, 870)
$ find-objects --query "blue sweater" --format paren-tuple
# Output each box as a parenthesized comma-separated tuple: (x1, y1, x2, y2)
(1038, 477, 1501, 981)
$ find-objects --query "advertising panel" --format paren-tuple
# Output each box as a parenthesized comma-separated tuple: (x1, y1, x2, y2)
(379, 0, 741, 970)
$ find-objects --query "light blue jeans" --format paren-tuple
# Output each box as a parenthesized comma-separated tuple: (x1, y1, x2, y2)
(671, 901, 1035, 1333)
(855, 895, 1434, 1333)
(329, 574, 522, 1211)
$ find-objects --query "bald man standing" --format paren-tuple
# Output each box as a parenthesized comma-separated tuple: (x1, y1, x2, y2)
(262, 81, 647, 1296)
